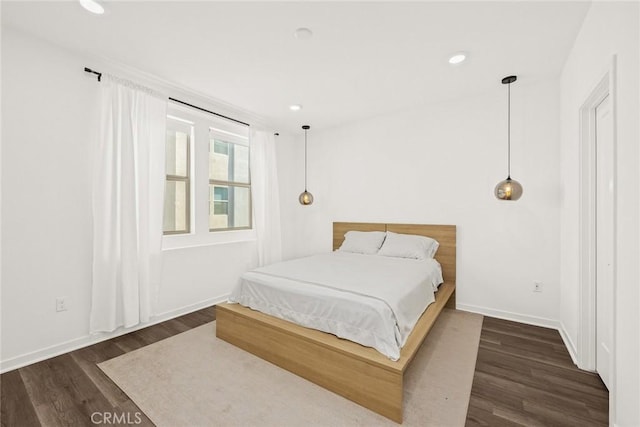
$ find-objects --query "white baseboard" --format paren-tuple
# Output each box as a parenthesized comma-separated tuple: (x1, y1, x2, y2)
(557, 321, 579, 366)
(0, 295, 228, 374)
(456, 303, 560, 329)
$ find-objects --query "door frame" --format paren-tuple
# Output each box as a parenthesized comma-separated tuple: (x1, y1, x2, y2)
(577, 56, 617, 388)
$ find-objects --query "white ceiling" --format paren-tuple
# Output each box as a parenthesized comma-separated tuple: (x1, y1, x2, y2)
(3, 1, 590, 132)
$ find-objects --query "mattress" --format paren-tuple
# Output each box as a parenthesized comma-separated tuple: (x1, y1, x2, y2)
(228, 252, 443, 360)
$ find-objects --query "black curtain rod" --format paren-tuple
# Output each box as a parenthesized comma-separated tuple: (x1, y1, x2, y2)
(84, 67, 102, 82)
(168, 98, 250, 127)
(84, 67, 250, 127)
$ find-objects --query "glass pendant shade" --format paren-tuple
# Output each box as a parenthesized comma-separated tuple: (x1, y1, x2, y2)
(495, 75, 523, 201)
(494, 177, 523, 201)
(299, 125, 314, 205)
(299, 190, 314, 205)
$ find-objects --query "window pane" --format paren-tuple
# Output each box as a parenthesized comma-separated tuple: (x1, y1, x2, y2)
(209, 138, 250, 184)
(166, 130, 189, 177)
(213, 140, 229, 155)
(164, 180, 188, 233)
(209, 185, 250, 230)
(213, 186, 228, 201)
(213, 201, 228, 215)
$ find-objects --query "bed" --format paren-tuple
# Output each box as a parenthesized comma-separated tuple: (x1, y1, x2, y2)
(216, 222, 456, 423)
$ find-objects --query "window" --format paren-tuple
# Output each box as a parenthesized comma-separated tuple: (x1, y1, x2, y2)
(209, 129, 251, 231)
(162, 101, 252, 242)
(163, 117, 192, 234)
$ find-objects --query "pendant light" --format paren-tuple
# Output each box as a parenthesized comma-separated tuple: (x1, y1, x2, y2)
(494, 75, 523, 201)
(299, 125, 314, 205)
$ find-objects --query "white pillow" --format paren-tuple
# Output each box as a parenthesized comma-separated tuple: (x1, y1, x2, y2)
(338, 231, 387, 255)
(377, 231, 439, 260)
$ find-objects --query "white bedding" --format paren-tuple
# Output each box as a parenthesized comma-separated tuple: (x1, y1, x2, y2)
(228, 252, 443, 360)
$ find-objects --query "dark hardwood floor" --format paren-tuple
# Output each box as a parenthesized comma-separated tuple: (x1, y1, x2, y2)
(466, 316, 609, 427)
(1, 307, 215, 427)
(1, 309, 608, 426)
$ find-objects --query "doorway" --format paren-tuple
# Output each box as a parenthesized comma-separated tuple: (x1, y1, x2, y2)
(578, 62, 616, 393)
(594, 93, 613, 389)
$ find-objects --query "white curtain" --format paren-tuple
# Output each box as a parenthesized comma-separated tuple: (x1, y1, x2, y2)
(250, 130, 283, 266)
(90, 75, 167, 333)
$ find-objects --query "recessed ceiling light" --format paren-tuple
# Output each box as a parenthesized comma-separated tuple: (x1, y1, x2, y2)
(448, 52, 468, 65)
(294, 28, 313, 40)
(79, 0, 105, 14)
(289, 104, 303, 111)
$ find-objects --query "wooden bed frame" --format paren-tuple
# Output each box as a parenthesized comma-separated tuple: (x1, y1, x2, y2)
(216, 222, 456, 423)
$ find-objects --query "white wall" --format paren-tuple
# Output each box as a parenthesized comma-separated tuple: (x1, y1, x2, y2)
(0, 1, 5, 372)
(0, 27, 256, 371)
(559, 2, 639, 426)
(277, 78, 562, 327)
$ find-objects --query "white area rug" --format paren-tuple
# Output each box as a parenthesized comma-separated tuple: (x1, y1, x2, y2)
(99, 309, 482, 426)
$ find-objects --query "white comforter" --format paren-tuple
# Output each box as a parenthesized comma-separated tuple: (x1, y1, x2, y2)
(229, 252, 443, 360)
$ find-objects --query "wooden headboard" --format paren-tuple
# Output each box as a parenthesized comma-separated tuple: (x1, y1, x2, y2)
(332, 222, 456, 283)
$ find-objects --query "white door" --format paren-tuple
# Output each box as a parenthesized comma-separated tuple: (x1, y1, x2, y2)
(595, 94, 613, 390)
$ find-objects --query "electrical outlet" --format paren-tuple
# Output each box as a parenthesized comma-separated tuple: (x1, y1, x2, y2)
(56, 297, 68, 312)
(533, 281, 543, 293)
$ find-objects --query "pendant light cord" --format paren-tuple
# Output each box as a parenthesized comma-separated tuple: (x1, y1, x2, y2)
(507, 82, 511, 179)
(304, 128, 308, 191)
